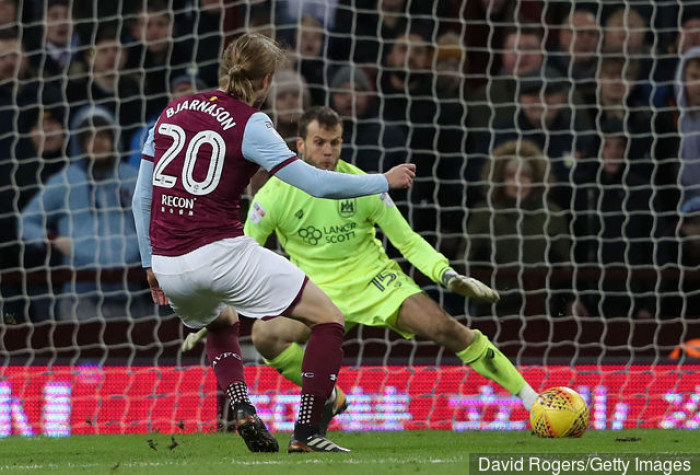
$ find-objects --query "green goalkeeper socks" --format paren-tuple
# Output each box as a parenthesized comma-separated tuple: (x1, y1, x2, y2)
(456, 329, 527, 396)
(264, 342, 305, 387)
(265, 330, 529, 403)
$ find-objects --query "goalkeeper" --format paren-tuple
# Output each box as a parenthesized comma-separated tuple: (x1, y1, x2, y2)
(192, 106, 538, 431)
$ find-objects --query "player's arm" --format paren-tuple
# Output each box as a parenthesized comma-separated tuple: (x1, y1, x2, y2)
(373, 195, 499, 303)
(131, 127, 168, 306)
(243, 184, 277, 246)
(132, 127, 155, 270)
(241, 113, 414, 198)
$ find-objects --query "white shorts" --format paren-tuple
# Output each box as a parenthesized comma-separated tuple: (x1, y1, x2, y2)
(152, 236, 308, 329)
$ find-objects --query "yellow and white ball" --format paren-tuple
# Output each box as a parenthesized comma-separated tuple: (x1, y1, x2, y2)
(530, 387, 590, 438)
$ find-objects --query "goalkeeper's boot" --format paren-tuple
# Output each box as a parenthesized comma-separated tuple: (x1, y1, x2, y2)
(288, 433, 351, 453)
(234, 402, 279, 453)
(318, 386, 349, 436)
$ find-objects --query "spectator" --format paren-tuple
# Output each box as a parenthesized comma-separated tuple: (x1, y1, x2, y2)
(329, 65, 406, 173)
(26, 0, 82, 84)
(595, 56, 641, 121)
(552, 7, 601, 106)
(169, 73, 208, 97)
(653, 5, 700, 108)
(470, 27, 545, 132)
(571, 118, 657, 319)
(490, 66, 595, 211)
(379, 26, 434, 118)
(1, 103, 68, 323)
(17, 103, 69, 204)
(279, 0, 339, 30)
(461, 140, 571, 318)
(467, 26, 545, 207)
(675, 46, 700, 205)
(0, 28, 24, 158)
(379, 26, 439, 233)
(678, 5, 700, 54)
(0, 28, 61, 274)
(434, 31, 465, 100)
(586, 55, 678, 213)
(329, 0, 409, 69)
(462, 0, 542, 89)
(602, 7, 655, 108)
(67, 23, 142, 150)
(181, 2, 280, 77)
(0, 29, 26, 282)
(125, 0, 193, 119)
(275, 0, 339, 46)
(265, 69, 311, 148)
(20, 106, 152, 321)
(603, 7, 648, 55)
(432, 30, 473, 249)
(291, 15, 327, 106)
(477, 27, 592, 191)
(126, 74, 208, 169)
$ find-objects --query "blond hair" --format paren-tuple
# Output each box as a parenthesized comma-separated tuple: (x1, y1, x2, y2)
(219, 33, 285, 103)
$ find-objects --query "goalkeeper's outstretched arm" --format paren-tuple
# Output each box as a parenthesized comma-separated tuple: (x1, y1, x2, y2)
(373, 196, 499, 303)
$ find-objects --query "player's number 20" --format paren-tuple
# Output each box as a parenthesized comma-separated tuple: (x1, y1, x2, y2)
(152, 123, 226, 196)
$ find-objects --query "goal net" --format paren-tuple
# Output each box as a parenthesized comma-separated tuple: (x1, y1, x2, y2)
(1, 0, 700, 436)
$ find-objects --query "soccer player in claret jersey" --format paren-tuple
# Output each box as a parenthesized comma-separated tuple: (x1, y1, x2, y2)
(131, 34, 416, 453)
(242, 106, 539, 432)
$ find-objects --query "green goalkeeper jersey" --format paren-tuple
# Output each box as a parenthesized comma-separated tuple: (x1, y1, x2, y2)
(244, 160, 452, 300)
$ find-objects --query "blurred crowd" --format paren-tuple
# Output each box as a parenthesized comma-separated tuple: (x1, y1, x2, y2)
(1, 0, 699, 323)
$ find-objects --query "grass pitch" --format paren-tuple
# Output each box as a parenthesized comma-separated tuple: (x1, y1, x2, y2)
(0, 430, 698, 475)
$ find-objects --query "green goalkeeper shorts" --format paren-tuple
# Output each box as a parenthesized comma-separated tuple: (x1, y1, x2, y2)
(323, 260, 422, 339)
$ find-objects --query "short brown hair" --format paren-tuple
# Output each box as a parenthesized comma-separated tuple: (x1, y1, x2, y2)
(297, 106, 342, 139)
(598, 55, 640, 80)
(503, 25, 544, 43)
(141, 0, 169, 14)
(219, 33, 285, 103)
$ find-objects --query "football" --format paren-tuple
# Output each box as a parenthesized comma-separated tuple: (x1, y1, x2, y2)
(530, 387, 590, 438)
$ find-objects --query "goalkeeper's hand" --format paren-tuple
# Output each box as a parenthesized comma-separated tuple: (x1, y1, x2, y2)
(181, 328, 208, 352)
(442, 270, 500, 303)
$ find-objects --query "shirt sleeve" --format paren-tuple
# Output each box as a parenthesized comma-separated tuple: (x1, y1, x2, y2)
(275, 160, 389, 199)
(371, 193, 452, 284)
(142, 126, 155, 158)
(242, 113, 389, 198)
(241, 112, 297, 171)
(132, 146, 154, 268)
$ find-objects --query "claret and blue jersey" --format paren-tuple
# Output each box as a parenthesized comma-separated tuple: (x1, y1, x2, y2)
(142, 91, 276, 256)
(133, 91, 390, 268)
